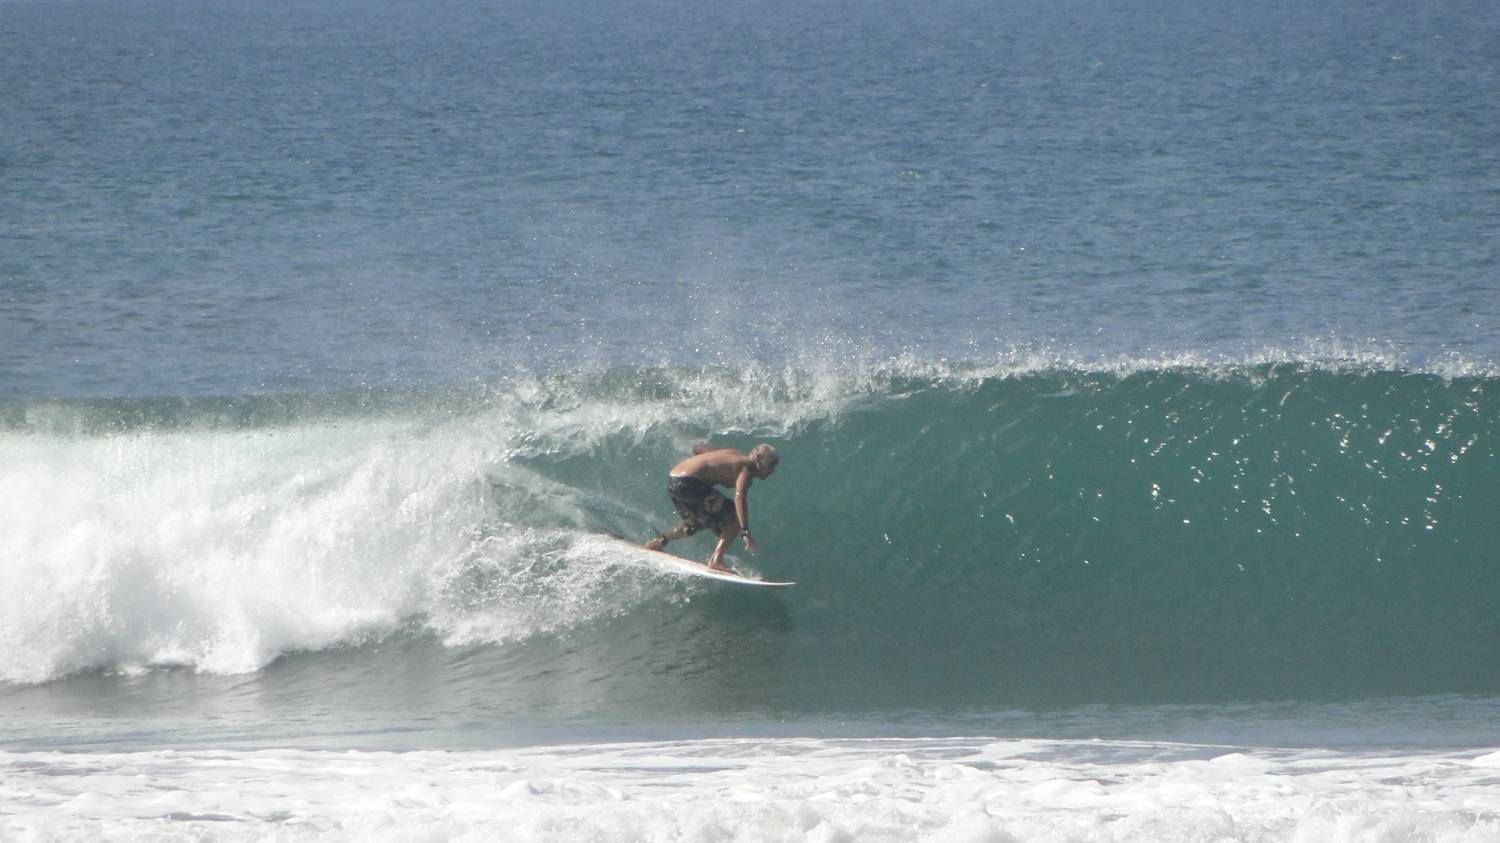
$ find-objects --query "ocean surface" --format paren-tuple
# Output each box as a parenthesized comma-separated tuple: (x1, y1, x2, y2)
(3, 0, 1499, 839)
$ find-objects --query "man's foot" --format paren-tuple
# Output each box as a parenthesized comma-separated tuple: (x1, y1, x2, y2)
(644, 535, 667, 551)
(706, 561, 737, 574)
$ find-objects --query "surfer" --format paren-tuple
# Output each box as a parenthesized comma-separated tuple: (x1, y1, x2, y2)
(644, 442, 780, 573)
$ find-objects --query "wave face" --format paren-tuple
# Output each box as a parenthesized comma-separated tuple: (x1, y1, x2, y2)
(2, 360, 1497, 713)
(760, 365, 1500, 705)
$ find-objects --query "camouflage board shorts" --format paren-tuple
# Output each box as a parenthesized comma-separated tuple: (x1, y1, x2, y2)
(666, 475, 737, 535)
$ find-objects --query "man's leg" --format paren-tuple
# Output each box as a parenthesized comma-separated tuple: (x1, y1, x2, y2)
(645, 522, 691, 551)
(706, 522, 739, 572)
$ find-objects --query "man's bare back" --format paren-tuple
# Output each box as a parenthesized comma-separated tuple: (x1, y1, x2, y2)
(669, 447, 757, 488)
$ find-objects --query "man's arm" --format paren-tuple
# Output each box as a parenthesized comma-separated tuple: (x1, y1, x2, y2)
(735, 465, 758, 552)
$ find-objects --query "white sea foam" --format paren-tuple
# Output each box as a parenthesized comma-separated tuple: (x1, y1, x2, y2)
(0, 357, 909, 680)
(0, 737, 1496, 842)
(0, 415, 485, 683)
(0, 405, 688, 684)
(0, 368, 817, 684)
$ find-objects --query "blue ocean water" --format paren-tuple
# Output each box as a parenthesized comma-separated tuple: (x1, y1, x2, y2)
(3, 0, 1499, 838)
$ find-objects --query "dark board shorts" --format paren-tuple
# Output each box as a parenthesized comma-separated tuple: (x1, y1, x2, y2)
(666, 475, 737, 536)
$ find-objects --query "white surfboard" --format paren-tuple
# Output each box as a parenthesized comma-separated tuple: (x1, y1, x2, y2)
(601, 535, 795, 587)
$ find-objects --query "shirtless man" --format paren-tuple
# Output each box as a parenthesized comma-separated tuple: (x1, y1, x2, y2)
(644, 442, 780, 573)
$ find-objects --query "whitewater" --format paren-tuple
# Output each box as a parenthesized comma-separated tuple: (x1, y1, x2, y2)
(4, 738, 1500, 842)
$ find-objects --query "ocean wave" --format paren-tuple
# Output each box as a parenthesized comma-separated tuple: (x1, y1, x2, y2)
(1, 358, 1496, 705)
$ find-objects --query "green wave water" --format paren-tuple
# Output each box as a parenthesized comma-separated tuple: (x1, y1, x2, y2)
(3, 362, 1496, 714)
(512, 363, 1500, 708)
